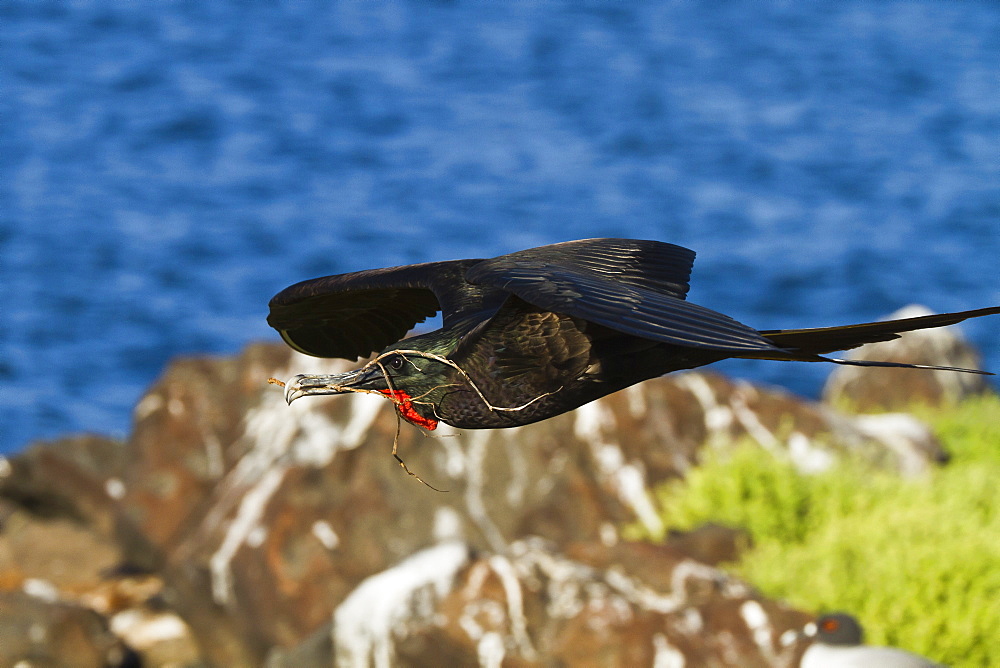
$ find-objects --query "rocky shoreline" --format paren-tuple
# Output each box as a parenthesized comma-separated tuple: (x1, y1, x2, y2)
(0, 312, 990, 667)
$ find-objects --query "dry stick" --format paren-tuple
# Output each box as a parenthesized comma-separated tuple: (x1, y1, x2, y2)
(270, 350, 563, 490)
(370, 359, 449, 492)
(268, 374, 445, 489)
(397, 383, 464, 425)
(379, 349, 563, 415)
(370, 351, 565, 490)
(390, 411, 447, 492)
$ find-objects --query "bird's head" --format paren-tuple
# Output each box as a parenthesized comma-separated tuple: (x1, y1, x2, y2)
(283, 348, 461, 430)
(804, 613, 865, 646)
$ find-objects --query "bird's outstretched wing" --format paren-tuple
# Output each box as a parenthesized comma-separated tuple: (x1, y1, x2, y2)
(267, 259, 485, 360)
(466, 238, 786, 353)
(477, 238, 699, 299)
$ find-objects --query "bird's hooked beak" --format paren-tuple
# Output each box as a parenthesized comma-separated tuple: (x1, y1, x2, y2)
(283, 365, 385, 405)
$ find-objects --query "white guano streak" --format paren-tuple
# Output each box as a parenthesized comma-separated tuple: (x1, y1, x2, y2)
(333, 541, 470, 668)
(487, 555, 537, 660)
(573, 401, 664, 537)
(209, 466, 286, 604)
(653, 633, 686, 668)
(208, 372, 382, 606)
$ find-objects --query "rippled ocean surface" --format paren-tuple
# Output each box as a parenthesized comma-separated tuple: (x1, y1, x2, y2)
(2, 1, 999, 453)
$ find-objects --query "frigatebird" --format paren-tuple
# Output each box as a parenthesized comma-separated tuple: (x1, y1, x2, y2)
(268, 238, 999, 431)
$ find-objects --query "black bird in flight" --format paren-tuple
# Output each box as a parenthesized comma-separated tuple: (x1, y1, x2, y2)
(268, 239, 999, 431)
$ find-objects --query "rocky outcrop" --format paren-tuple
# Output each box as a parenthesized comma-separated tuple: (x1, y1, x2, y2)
(0, 332, 975, 666)
(0, 589, 134, 668)
(822, 304, 993, 411)
(0, 435, 201, 667)
(267, 538, 810, 668)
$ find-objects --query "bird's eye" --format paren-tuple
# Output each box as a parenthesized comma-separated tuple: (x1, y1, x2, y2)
(386, 355, 405, 371)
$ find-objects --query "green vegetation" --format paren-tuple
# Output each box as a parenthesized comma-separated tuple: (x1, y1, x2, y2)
(635, 393, 1000, 667)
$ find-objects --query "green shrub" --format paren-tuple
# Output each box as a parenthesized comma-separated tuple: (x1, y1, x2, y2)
(639, 393, 1000, 667)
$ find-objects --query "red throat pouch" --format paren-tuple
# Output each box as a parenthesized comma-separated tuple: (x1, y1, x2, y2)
(378, 389, 439, 430)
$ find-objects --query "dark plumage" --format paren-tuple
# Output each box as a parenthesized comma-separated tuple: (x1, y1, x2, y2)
(802, 613, 943, 667)
(267, 238, 999, 430)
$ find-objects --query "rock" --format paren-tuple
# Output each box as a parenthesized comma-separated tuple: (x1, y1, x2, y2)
(0, 434, 205, 667)
(0, 504, 121, 599)
(822, 304, 993, 411)
(0, 435, 127, 595)
(0, 589, 135, 668)
(0, 334, 971, 666)
(0, 513, 201, 667)
(269, 538, 813, 668)
(645, 371, 948, 476)
(0, 437, 137, 663)
(0, 434, 128, 537)
(108, 607, 202, 668)
(665, 523, 752, 566)
(109, 343, 949, 664)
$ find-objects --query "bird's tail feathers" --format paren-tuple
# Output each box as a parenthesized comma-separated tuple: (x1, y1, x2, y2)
(821, 356, 993, 375)
(733, 349, 994, 374)
(760, 306, 1000, 355)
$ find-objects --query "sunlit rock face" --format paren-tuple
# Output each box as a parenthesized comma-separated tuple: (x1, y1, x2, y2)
(0, 339, 964, 665)
(270, 537, 812, 668)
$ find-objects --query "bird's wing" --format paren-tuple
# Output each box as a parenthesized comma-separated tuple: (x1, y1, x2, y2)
(477, 238, 698, 299)
(466, 239, 784, 353)
(267, 259, 486, 360)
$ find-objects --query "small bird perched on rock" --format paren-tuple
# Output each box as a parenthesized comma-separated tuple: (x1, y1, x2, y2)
(801, 613, 944, 667)
(268, 238, 999, 431)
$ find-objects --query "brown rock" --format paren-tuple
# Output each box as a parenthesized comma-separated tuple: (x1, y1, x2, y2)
(0, 437, 135, 662)
(3, 330, 972, 666)
(664, 523, 752, 566)
(120, 343, 291, 557)
(0, 434, 127, 536)
(108, 343, 951, 663)
(0, 506, 121, 597)
(822, 304, 993, 411)
(108, 606, 202, 667)
(0, 434, 205, 667)
(269, 538, 812, 667)
(0, 590, 133, 668)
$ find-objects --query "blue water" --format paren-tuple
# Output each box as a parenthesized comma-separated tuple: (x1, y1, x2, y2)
(2, 1, 999, 454)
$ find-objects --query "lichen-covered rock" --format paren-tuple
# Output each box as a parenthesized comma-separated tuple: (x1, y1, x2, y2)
(0, 434, 204, 667)
(0, 589, 135, 668)
(0, 434, 128, 536)
(269, 538, 812, 668)
(822, 304, 993, 411)
(110, 344, 948, 663)
(0, 505, 120, 598)
(0, 338, 965, 666)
